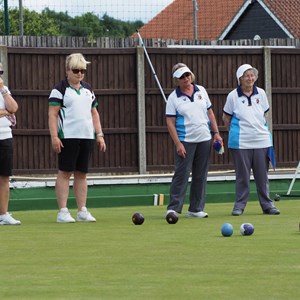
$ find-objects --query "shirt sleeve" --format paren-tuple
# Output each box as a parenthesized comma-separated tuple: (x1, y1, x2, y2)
(198, 86, 212, 110)
(223, 90, 235, 116)
(258, 88, 270, 113)
(48, 88, 63, 106)
(91, 91, 98, 108)
(165, 91, 176, 116)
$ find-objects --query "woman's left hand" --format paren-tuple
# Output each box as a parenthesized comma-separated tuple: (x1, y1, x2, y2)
(213, 133, 223, 145)
(97, 136, 106, 152)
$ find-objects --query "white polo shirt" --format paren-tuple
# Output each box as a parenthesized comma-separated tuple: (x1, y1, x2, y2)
(49, 78, 98, 139)
(223, 86, 272, 149)
(166, 84, 212, 143)
(0, 86, 13, 140)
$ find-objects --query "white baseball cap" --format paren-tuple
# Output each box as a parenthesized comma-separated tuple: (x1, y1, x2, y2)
(173, 66, 192, 78)
(236, 64, 257, 84)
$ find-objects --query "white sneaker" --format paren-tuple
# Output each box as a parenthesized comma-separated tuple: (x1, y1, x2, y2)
(77, 207, 96, 222)
(57, 208, 75, 223)
(187, 211, 208, 218)
(166, 209, 178, 217)
(0, 213, 21, 225)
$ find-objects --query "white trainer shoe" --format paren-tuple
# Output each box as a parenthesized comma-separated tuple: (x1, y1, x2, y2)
(0, 213, 21, 225)
(57, 208, 75, 223)
(77, 207, 96, 222)
(187, 211, 208, 218)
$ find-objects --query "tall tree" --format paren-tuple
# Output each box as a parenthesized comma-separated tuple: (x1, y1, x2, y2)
(0, 8, 60, 35)
(0, 7, 143, 37)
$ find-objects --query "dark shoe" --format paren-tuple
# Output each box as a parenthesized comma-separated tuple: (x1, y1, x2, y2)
(232, 208, 244, 216)
(263, 207, 280, 215)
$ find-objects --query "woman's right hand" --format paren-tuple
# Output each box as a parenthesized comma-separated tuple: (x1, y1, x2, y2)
(176, 142, 186, 158)
(51, 137, 64, 153)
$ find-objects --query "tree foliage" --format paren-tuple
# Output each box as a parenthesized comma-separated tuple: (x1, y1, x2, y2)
(0, 7, 144, 37)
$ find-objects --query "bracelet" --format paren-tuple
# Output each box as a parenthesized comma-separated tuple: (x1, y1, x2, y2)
(1, 88, 8, 96)
(96, 132, 104, 138)
(213, 131, 219, 135)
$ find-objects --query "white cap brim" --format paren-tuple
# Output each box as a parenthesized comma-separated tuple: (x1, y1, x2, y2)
(173, 66, 192, 78)
(236, 64, 253, 84)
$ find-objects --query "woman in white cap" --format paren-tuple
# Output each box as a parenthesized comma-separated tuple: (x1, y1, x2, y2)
(222, 64, 280, 216)
(165, 63, 222, 219)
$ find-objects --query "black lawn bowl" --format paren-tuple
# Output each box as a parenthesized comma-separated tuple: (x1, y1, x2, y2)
(166, 212, 178, 224)
(132, 212, 144, 225)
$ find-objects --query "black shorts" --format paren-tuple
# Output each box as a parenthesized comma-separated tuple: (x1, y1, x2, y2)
(0, 138, 13, 176)
(58, 139, 94, 173)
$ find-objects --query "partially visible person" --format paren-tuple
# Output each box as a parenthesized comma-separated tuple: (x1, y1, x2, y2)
(222, 64, 280, 216)
(166, 63, 223, 219)
(48, 53, 106, 223)
(0, 62, 21, 225)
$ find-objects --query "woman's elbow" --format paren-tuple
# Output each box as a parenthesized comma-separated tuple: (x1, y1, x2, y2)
(9, 102, 18, 114)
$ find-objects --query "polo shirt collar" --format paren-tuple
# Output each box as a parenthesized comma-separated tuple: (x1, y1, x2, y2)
(175, 83, 199, 98)
(237, 85, 259, 97)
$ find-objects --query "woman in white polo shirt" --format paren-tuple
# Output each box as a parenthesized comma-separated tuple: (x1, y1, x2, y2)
(223, 64, 280, 216)
(0, 62, 21, 225)
(166, 63, 223, 219)
(49, 53, 106, 223)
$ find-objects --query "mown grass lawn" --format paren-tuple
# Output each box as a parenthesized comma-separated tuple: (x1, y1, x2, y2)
(1, 200, 299, 299)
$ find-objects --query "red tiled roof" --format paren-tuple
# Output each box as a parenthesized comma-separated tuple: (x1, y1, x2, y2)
(138, 0, 245, 40)
(138, 0, 300, 40)
(264, 0, 300, 38)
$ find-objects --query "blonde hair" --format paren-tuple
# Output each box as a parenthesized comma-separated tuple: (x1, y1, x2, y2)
(65, 53, 90, 70)
(172, 63, 195, 86)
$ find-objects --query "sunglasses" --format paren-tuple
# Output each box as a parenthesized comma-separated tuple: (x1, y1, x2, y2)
(0, 70, 4, 75)
(72, 69, 86, 74)
(179, 72, 191, 79)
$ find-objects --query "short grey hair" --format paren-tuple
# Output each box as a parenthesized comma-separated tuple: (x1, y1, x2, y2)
(236, 64, 259, 84)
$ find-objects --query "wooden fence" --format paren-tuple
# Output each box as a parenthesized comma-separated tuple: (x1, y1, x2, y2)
(0, 36, 300, 48)
(0, 42, 299, 175)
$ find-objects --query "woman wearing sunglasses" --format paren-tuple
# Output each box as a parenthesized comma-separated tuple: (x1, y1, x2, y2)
(0, 63, 21, 225)
(48, 53, 106, 223)
(165, 63, 223, 219)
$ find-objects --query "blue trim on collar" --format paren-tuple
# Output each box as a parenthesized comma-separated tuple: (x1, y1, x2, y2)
(175, 84, 199, 100)
(237, 85, 259, 106)
(237, 85, 258, 97)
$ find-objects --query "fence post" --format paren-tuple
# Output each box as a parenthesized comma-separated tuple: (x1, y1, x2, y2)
(136, 46, 147, 174)
(264, 47, 272, 133)
(0, 45, 8, 84)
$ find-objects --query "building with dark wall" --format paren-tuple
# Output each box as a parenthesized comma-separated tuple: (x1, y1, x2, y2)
(220, 0, 295, 40)
(138, 0, 300, 40)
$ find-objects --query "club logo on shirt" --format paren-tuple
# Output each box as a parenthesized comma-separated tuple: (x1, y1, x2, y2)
(194, 92, 202, 101)
(256, 98, 260, 104)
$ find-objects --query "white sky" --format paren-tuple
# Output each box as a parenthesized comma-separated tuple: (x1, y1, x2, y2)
(9, 0, 174, 22)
